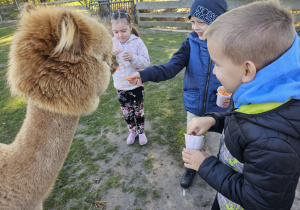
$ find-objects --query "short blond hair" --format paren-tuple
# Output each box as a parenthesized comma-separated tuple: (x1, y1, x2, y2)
(204, 0, 295, 70)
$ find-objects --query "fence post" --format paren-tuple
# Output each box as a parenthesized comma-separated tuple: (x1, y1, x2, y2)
(136, 0, 140, 27)
(84, 0, 88, 9)
(13, 0, 20, 12)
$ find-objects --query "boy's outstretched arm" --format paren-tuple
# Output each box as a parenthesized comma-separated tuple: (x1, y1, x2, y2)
(128, 39, 190, 84)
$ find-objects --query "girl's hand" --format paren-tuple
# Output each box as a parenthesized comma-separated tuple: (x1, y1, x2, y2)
(182, 148, 209, 171)
(113, 47, 122, 55)
(187, 117, 216, 136)
(122, 51, 133, 61)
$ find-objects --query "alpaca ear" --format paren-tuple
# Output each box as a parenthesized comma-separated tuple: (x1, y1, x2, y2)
(20, 3, 36, 16)
(53, 12, 86, 56)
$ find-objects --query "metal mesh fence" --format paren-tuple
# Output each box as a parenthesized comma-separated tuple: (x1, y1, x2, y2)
(88, 0, 136, 22)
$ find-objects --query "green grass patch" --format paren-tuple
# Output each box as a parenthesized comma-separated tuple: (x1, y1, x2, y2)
(144, 154, 154, 173)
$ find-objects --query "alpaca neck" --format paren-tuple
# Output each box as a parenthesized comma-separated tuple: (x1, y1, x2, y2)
(1, 99, 80, 207)
(12, 99, 80, 168)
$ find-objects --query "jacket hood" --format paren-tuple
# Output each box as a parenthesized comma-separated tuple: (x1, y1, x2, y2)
(187, 31, 206, 45)
(233, 33, 300, 109)
(113, 34, 139, 44)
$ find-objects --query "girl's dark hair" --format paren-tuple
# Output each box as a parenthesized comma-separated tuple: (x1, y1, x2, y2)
(110, 9, 139, 37)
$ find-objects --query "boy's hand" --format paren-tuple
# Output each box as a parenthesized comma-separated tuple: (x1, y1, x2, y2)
(127, 72, 143, 86)
(217, 93, 231, 108)
(187, 117, 216, 136)
(122, 51, 133, 61)
(182, 148, 209, 171)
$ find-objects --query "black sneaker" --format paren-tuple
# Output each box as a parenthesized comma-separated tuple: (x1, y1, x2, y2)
(180, 170, 196, 188)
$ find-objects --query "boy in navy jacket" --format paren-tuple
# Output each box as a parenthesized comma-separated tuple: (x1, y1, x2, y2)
(129, 0, 229, 188)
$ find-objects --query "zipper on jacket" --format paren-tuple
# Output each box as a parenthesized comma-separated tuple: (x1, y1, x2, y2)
(202, 58, 212, 115)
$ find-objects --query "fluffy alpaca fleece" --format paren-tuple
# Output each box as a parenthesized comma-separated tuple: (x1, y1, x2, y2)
(1, 4, 112, 209)
(8, 4, 113, 115)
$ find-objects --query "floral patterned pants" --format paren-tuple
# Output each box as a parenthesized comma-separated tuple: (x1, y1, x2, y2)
(117, 86, 145, 134)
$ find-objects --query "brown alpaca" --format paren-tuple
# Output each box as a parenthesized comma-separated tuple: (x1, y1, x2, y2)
(1, 4, 113, 209)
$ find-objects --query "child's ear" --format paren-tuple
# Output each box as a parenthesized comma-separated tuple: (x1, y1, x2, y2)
(242, 61, 257, 83)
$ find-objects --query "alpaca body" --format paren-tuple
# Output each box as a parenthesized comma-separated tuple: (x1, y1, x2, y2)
(0, 100, 79, 209)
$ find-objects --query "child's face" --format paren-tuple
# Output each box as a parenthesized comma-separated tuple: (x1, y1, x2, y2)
(111, 19, 132, 43)
(208, 38, 244, 93)
(190, 16, 209, 40)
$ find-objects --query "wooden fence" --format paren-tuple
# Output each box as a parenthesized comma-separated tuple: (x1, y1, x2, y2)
(36, 0, 88, 10)
(1, 0, 300, 32)
(0, 0, 87, 22)
(136, 0, 300, 32)
(0, 3, 20, 21)
(0, 0, 133, 23)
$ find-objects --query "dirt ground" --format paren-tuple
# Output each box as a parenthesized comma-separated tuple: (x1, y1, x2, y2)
(86, 124, 217, 210)
(83, 121, 300, 210)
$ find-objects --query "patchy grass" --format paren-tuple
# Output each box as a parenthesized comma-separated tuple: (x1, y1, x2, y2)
(144, 154, 155, 173)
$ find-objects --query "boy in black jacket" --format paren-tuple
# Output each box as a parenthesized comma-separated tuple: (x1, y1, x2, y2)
(182, 0, 300, 209)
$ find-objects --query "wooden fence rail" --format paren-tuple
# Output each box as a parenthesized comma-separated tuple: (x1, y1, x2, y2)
(0, 0, 86, 22)
(136, 0, 300, 31)
(37, 0, 87, 10)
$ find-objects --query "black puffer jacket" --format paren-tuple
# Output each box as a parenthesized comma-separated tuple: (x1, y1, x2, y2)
(200, 99, 300, 210)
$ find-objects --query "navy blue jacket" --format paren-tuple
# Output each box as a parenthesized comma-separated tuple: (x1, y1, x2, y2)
(202, 99, 300, 210)
(139, 31, 226, 116)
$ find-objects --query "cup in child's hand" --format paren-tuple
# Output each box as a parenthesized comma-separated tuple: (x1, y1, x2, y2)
(216, 86, 232, 107)
(184, 134, 204, 151)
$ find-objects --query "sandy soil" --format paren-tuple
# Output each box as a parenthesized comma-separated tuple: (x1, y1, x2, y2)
(85, 126, 216, 210)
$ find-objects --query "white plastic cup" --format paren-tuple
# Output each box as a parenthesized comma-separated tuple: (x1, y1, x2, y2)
(184, 134, 204, 151)
(216, 86, 231, 107)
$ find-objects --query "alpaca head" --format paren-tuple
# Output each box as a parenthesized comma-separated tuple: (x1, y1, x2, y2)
(7, 4, 113, 115)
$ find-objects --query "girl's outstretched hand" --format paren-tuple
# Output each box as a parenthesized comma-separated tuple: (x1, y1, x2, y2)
(187, 116, 216, 136)
(182, 148, 209, 171)
(113, 47, 122, 55)
(127, 72, 143, 86)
